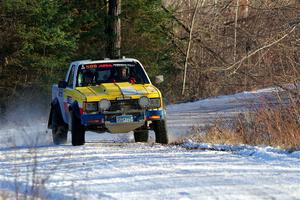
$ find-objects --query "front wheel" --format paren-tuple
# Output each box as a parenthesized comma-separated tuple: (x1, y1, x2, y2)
(70, 111, 85, 146)
(134, 130, 149, 142)
(51, 109, 68, 145)
(153, 120, 168, 144)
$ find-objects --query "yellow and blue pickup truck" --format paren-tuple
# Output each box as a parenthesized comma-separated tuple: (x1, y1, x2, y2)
(48, 58, 168, 146)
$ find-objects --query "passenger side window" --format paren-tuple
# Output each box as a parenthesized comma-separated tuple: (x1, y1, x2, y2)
(67, 65, 75, 88)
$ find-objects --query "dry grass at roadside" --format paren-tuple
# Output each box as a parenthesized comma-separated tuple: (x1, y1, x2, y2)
(0, 190, 9, 200)
(181, 97, 300, 150)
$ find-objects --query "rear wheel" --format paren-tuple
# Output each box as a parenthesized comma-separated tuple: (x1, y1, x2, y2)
(51, 109, 68, 145)
(71, 111, 85, 146)
(134, 130, 149, 142)
(153, 120, 168, 144)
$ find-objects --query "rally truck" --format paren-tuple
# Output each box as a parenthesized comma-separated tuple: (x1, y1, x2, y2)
(48, 58, 168, 146)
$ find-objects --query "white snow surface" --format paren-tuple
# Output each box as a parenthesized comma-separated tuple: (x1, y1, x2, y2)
(0, 87, 300, 199)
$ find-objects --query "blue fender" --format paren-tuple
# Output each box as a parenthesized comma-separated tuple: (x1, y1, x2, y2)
(70, 101, 82, 119)
(48, 98, 66, 129)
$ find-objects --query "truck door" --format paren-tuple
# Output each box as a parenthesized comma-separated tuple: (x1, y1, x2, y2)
(63, 64, 76, 123)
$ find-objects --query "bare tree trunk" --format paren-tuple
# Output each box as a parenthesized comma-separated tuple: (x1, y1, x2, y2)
(115, 0, 121, 58)
(234, 0, 239, 63)
(182, 0, 202, 95)
(106, 0, 121, 59)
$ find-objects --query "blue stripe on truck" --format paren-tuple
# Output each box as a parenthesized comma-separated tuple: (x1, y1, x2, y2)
(81, 114, 105, 126)
(145, 110, 166, 120)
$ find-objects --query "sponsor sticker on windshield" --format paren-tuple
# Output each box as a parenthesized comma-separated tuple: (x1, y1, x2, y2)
(83, 63, 135, 70)
(84, 64, 113, 69)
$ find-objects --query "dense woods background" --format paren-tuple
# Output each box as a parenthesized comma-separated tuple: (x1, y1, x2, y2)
(0, 0, 299, 114)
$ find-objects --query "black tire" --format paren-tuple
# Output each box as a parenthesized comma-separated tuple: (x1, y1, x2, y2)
(153, 120, 169, 144)
(134, 130, 149, 142)
(70, 111, 85, 146)
(51, 109, 68, 145)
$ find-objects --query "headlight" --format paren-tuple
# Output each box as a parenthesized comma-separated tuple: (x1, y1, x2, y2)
(138, 96, 150, 108)
(99, 99, 111, 111)
(149, 98, 161, 108)
(86, 102, 98, 112)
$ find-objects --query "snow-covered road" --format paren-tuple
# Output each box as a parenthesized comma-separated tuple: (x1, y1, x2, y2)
(1, 142, 300, 200)
(0, 88, 299, 199)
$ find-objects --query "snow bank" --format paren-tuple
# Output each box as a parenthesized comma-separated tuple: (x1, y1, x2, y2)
(167, 85, 290, 113)
(182, 140, 300, 160)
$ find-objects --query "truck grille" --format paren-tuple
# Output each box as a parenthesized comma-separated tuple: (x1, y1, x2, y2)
(108, 99, 141, 112)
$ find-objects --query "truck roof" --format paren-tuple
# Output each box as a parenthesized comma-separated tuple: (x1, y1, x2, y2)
(70, 58, 139, 66)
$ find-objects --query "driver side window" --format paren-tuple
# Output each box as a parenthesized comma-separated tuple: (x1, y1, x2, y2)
(67, 65, 75, 88)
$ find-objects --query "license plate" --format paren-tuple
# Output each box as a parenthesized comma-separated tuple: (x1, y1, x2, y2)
(116, 115, 133, 123)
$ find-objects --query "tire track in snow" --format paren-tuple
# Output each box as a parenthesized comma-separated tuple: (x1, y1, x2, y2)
(1, 143, 299, 199)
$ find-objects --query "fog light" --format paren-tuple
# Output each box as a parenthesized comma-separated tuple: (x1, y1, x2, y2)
(138, 96, 150, 108)
(99, 99, 111, 111)
(150, 98, 161, 108)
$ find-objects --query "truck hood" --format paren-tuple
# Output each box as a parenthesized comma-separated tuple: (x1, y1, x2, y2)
(76, 82, 160, 101)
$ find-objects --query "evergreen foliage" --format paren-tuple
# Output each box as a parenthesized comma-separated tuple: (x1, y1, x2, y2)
(122, 0, 175, 89)
(0, 0, 172, 108)
(1, 0, 296, 108)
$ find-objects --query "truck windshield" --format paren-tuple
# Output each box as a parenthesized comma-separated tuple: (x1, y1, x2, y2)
(77, 62, 150, 87)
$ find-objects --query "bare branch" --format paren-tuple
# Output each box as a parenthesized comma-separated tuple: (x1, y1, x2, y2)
(182, 0, 203, 95)
(208, 25, 298, 74)
(161, 5, 190, 33)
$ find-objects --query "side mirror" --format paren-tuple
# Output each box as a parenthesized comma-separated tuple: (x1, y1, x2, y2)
(58, 80, 67, 88)
(155, 75, 164, 84)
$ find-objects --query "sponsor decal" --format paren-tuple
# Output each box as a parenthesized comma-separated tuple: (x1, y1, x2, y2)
(84, 63, 113, 69)
(66, 96, 73, 104)
(63, 102, 68, 112)
(84, 64, 98, 69)
(82, 63, 135, 70)
(58, 89, 63, 97)
(113, 63, 135, 67)
(100, 64, 113, 68)
(120, 87, 147, 95)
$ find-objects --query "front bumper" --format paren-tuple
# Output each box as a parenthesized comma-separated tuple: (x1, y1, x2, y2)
(80, 110, 166, 126)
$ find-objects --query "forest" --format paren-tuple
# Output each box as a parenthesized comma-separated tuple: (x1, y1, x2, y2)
(0, 0, 299, 113)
